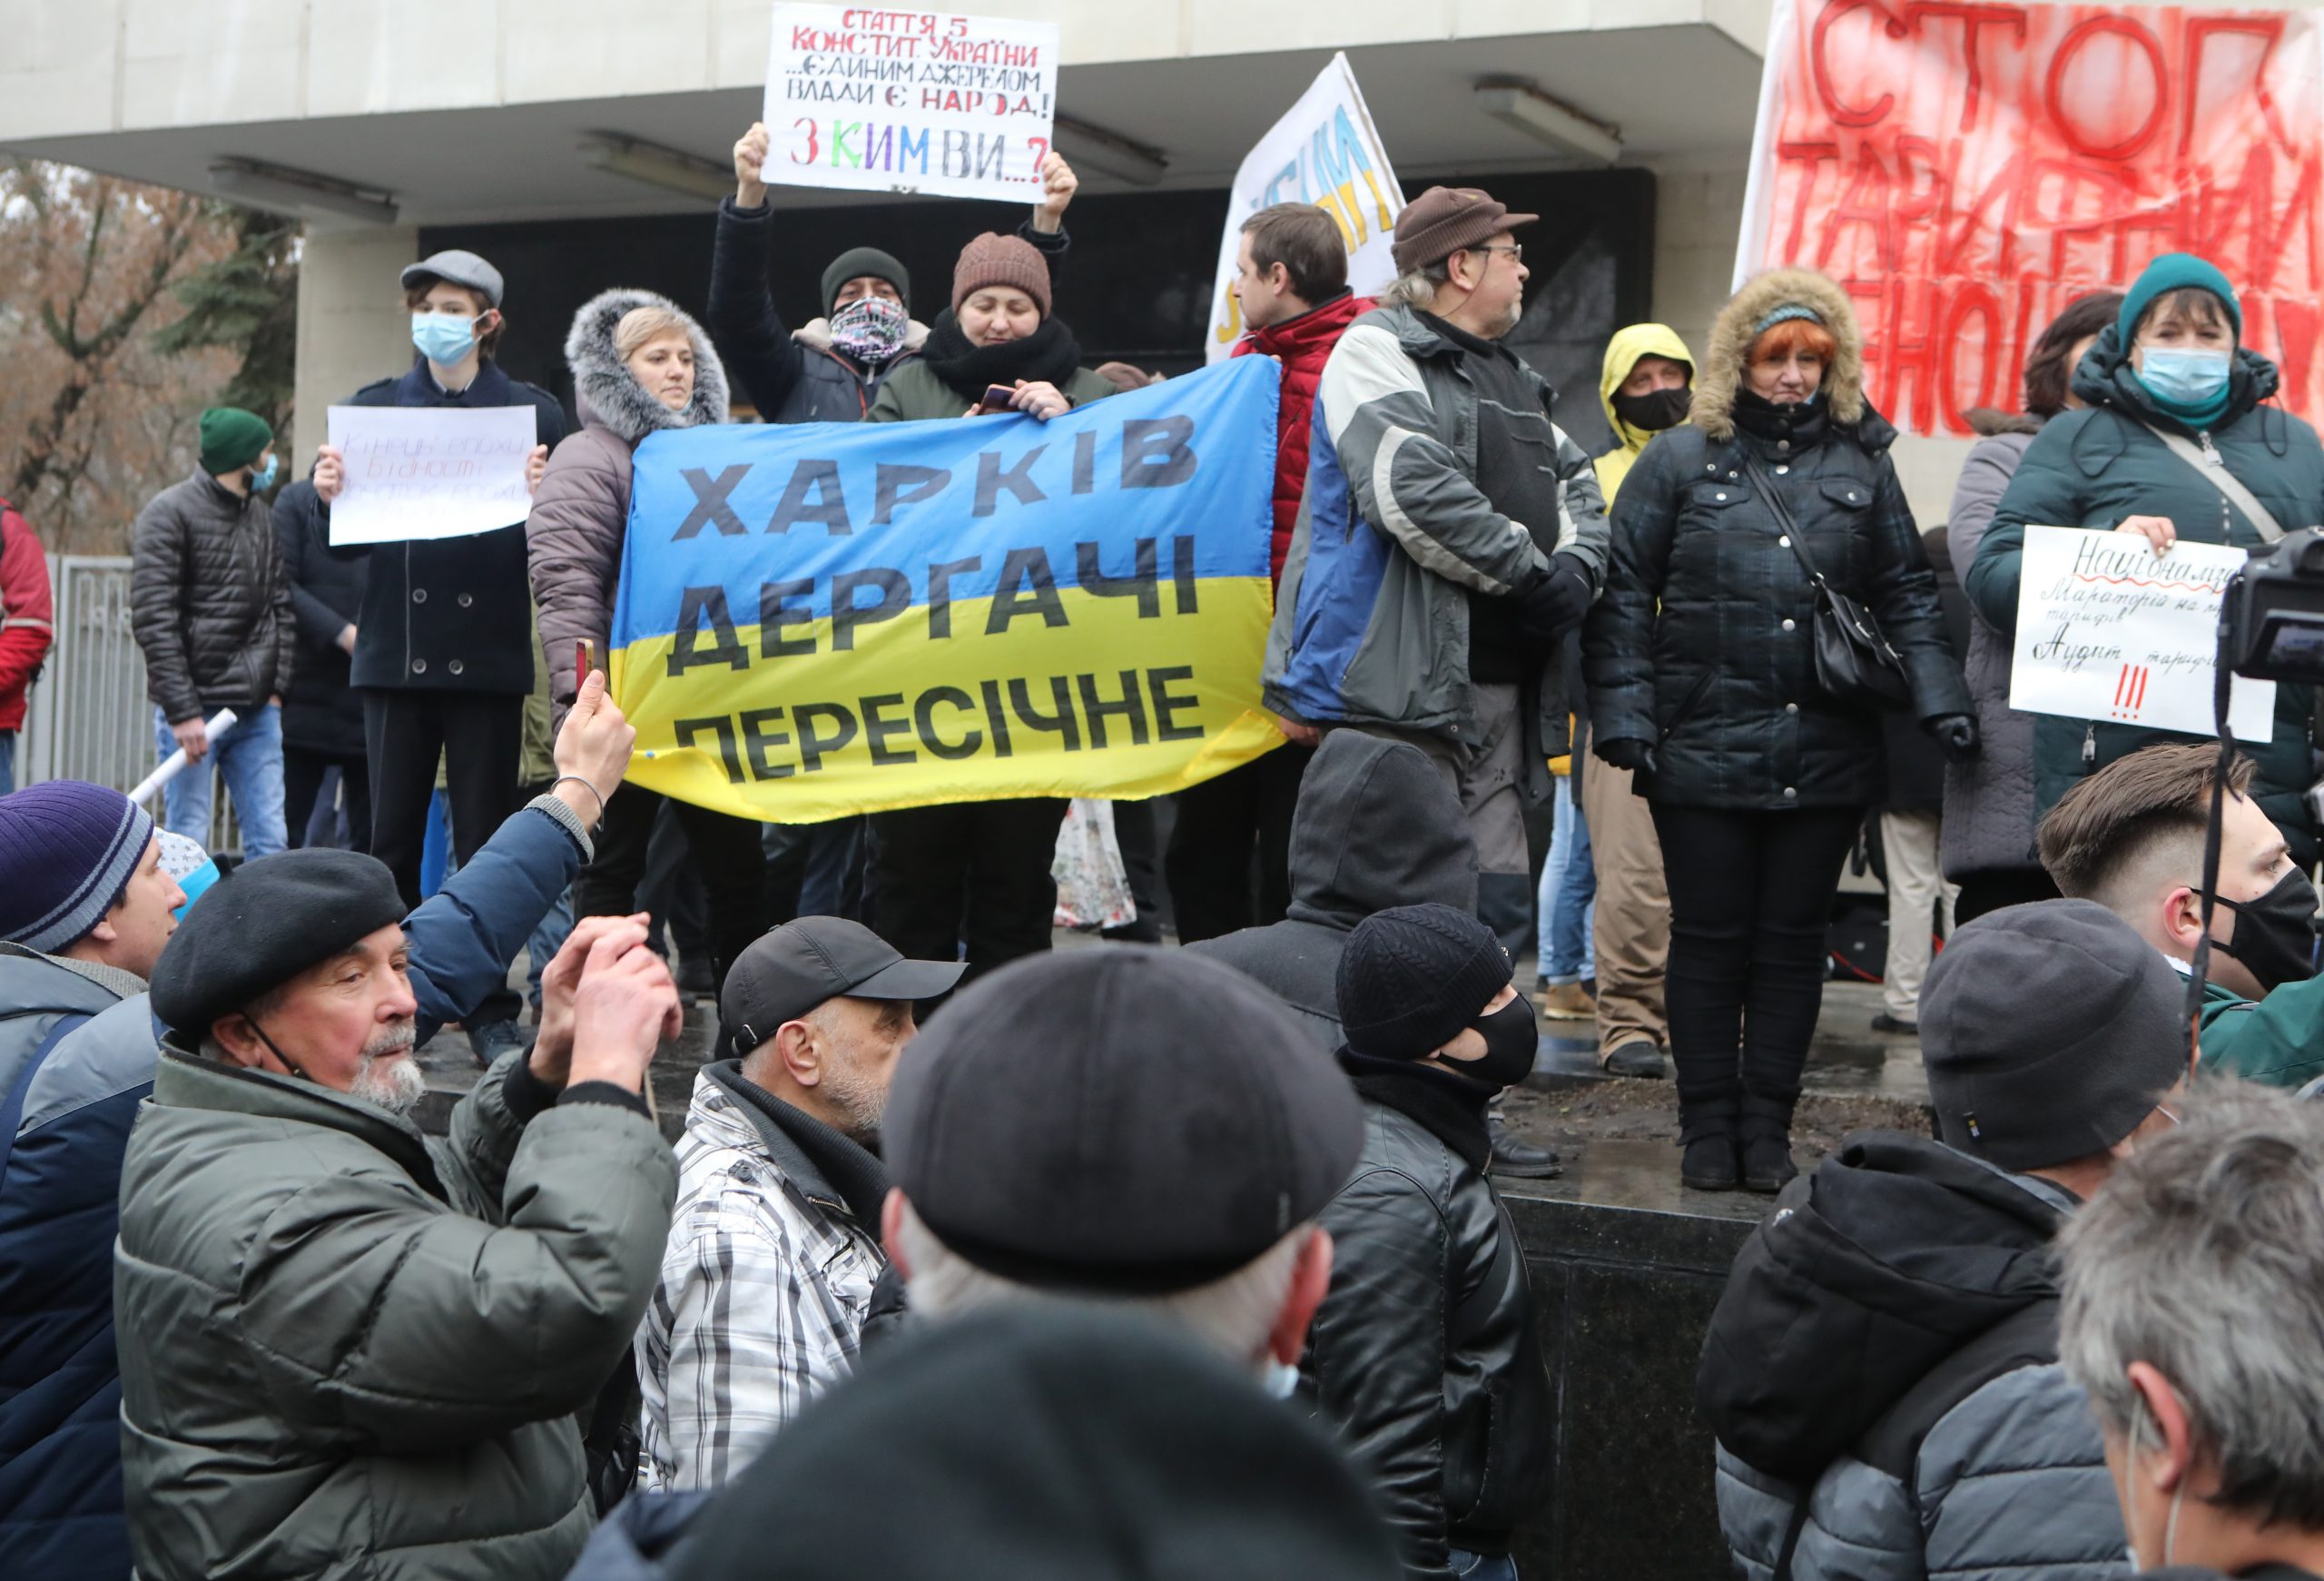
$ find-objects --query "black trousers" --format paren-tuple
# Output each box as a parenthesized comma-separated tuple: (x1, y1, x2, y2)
(1164, 744, 1311, 944)
(577, 783, 770, 994)
(363, 689, 526, 909)
(1650, 803, 1863, 1121)
(1954, 867, 2060, 926)
(866, 798, 1068, 983)
(284, 746, 370, 853)
(1103, 800, 1163, 944)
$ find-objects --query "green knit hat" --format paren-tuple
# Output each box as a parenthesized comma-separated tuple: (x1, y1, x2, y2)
(2117, 253, 2241, 348)
(197, 408, 273, 476)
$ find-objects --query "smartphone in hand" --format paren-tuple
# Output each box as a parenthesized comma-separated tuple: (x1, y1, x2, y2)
(979, 383, 1019, 414)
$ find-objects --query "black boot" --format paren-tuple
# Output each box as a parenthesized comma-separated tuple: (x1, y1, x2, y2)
(1739, 1093, 1798, 1194)
(1678, 1094, 1739, 1192)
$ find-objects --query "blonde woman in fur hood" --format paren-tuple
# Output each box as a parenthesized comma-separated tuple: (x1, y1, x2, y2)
(1582, 267, 1973, 1194)
(527, 287, 770, 990)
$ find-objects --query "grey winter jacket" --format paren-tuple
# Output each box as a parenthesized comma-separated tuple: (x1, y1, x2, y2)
(116, 1046, 678, 1581)
(1186, 729, 1476, 1048)
(1700, 1134, 2127, 1581)
(528, 288, 731, 717)
(1263, 304, 1610, 793)
(130, 470, 294, 721)
(1940, 421, 2043, 883)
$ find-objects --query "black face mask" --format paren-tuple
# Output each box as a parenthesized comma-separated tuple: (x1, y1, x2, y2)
(2211, 866, 2323, 993)
(1611, 384, 1691, 433)
(1448, 996, 1540, 1090)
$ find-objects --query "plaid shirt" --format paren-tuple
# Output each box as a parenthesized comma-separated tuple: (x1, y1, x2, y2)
(635, 1069, 884, 1490)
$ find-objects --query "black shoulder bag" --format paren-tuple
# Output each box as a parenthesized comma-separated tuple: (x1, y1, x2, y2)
(1737, 451, 1913, 710)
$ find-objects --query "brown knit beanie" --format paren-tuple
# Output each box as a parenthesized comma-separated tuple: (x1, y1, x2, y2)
(951, 232, 1052, 319)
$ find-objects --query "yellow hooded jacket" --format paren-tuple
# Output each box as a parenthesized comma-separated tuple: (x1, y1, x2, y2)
(1594, 322, 1696, 506)
(1553, 324, 1695, 775)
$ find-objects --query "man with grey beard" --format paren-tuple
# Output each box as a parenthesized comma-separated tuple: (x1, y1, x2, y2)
(636, 916, 963, 1491)
(114, 843, 686, 1581)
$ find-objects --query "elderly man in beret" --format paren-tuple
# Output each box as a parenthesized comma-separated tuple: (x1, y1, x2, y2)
(113, 723, 684, 1580)
(876, 946, 1362, 1377)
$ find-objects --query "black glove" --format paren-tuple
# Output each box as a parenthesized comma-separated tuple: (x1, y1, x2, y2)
(1515, 552, 1595, 647)
(1595, 736, 1658, 775)
(1926, 712, 1980, 762)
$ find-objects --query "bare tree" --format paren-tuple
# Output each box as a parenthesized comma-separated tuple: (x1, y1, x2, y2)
(0, 161, 242, 554)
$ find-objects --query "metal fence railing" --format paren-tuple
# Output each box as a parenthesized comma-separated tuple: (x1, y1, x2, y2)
(19, 555, 242, 853)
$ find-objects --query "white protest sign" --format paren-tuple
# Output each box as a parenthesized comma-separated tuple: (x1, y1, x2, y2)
(1205, 53, 1404, 364)
(2009, 525, 2276, 742)
(326, 407, 538, 547)
(762, 4, 1059, 203)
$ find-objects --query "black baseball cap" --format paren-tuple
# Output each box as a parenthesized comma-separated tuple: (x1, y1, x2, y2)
(721, 918, 965, 1052)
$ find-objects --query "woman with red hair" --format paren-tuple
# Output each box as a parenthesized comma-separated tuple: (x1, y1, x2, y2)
(1584, 268, 1974, 1193)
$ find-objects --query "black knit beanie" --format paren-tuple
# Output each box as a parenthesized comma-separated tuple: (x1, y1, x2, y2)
(822, 247, 911, 315)
(1336, 904, 1512, 1061)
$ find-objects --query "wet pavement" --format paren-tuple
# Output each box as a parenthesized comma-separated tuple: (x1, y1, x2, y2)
(414, 937, 1935, 1220)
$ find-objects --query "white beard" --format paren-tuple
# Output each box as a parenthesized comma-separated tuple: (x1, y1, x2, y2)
(350, 1025, 425, 1117)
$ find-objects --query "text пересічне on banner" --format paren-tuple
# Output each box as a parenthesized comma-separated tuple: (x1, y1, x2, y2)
(609, 356, 1285, 823)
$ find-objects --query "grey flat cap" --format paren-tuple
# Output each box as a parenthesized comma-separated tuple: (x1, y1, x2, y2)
(401, 248, 504, 307)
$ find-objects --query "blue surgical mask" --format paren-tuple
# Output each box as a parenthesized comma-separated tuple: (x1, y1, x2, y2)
(411, 311, 480, 365)
(2139, 346, 2231, 407)
(250, 454, 279, 491)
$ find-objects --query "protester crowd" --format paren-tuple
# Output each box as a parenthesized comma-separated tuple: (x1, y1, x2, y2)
(5, 110, 2324, 1581)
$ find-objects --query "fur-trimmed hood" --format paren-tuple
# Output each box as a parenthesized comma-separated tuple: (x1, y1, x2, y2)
(565, 287, 729, 443)
(1692, 267, 1866, 441)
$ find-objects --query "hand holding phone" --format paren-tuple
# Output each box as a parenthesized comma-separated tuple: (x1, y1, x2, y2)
(979, 382, 1019, 414)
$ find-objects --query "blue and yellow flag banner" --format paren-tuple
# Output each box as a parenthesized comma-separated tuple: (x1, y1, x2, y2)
(611, 357, 1284, 823)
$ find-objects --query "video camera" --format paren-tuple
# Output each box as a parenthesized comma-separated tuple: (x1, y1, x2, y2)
(2222, 527, 2324, 684)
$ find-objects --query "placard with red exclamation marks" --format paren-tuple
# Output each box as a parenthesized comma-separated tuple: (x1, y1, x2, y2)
(2111, 663, 2150, 720)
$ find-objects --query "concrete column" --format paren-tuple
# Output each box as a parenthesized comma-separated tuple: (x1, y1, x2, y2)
(292, 226, 419, 466)
(1644, 160, 1748, 371)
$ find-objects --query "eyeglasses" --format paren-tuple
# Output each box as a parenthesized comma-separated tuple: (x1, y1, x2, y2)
(1471, 244, 1524, 263)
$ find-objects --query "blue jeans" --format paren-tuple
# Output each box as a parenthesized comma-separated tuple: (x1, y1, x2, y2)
(1449, 1549, 1519, 1581)
(153, 704, 287, 857)
(1535, 773, 1595, 983)
(0, 729, 14, 797)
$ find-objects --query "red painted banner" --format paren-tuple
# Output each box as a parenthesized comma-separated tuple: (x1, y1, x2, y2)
(1737, 0, 2324, 435)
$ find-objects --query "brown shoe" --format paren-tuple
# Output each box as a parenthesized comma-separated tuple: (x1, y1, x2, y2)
(1537, 982, 1595, 1020)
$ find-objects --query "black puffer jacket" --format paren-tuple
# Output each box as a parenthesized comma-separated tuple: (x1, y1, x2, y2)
(272, 479, 368, 757)
(1303, 1078, 1551, 1578)
(1585, 269, 1970, 810)
(130, 470, 294, 722)
(1699, 1133, 2123, 1581)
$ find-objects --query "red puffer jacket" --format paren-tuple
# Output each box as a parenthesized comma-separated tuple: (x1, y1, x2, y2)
(1232, 291, 1374, 585)
(0, 499, 53, 734)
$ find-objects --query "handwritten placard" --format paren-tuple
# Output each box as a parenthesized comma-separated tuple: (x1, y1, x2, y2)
(1735, 0, 2324, 435)
(762, 5, 1059, 203)
(2010, 525, 2276, 741)
(325, 407, 537, 547)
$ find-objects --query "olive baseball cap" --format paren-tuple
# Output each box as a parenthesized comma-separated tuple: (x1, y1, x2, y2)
(720, 917, 965, 1053)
